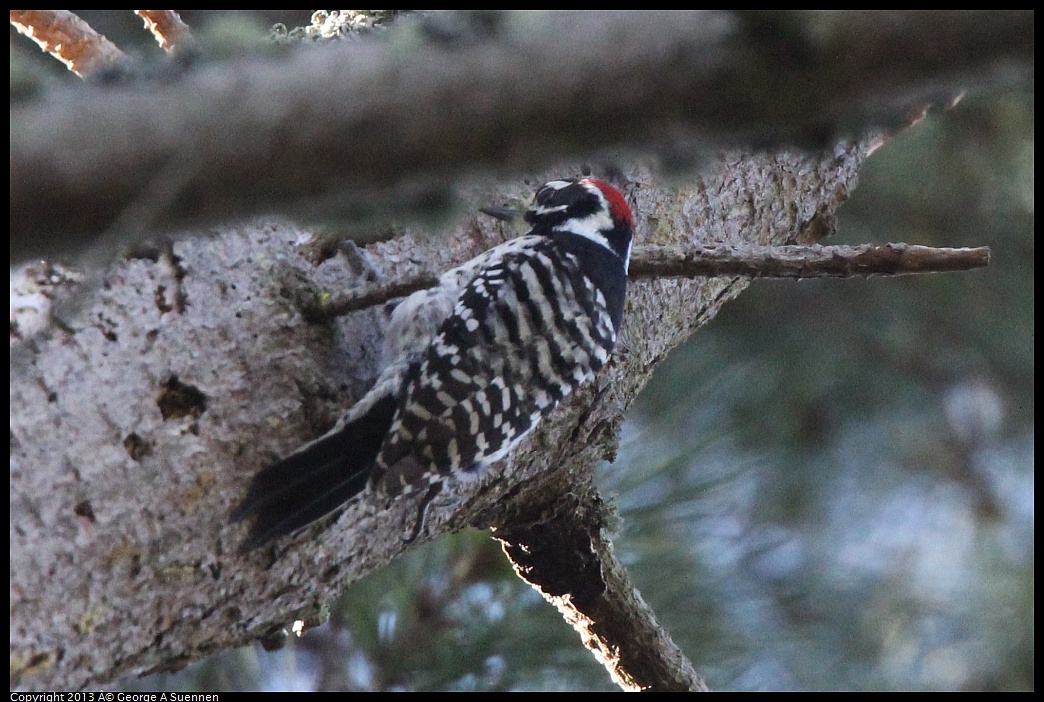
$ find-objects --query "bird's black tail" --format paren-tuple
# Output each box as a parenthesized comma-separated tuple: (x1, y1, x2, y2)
(231, 394, 398, 551)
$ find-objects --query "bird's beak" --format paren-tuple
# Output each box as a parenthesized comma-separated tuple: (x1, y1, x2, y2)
(479, 205, 524, 223)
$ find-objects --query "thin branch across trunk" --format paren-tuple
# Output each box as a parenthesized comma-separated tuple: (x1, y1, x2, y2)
(312, 243, 991, 319)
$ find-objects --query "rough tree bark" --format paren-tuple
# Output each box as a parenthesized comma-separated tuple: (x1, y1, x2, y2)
(9, 10, 1029, 692)
(9, 149, 865, 691)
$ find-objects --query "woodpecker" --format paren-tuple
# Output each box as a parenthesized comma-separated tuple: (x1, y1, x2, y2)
(232, 178, 634, 549)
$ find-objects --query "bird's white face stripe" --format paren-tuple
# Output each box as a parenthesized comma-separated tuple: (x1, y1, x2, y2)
(529, 181, 575, 217)
(530, 203, 569, 216)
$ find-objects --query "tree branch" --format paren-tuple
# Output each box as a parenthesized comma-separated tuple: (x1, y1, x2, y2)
(494, 493, 710, 691)
(134, 10, 194, 54)
(9, 9, 128, 78)
(12, 141, 874, 689)
(10, 10, 1031, 261)
(312, 243, 991, 318)
(629, 242, 991, 279)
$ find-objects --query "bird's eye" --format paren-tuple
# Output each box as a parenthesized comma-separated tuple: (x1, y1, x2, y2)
(534, 185, 558, 206)
(533, 179, 578, 207)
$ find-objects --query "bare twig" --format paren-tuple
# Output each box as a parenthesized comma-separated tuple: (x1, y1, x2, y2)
(629, 242, 991, 279)
(303, 274, 440, 321)
(135, 10, 194, 54)
(10, 10, 128, 78)
(312, 243, 991, 319)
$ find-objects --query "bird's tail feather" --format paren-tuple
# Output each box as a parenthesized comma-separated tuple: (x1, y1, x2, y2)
(232, 394, 397, 551)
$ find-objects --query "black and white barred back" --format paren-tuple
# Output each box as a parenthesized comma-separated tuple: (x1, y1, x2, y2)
(233, 178, 634, 550)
